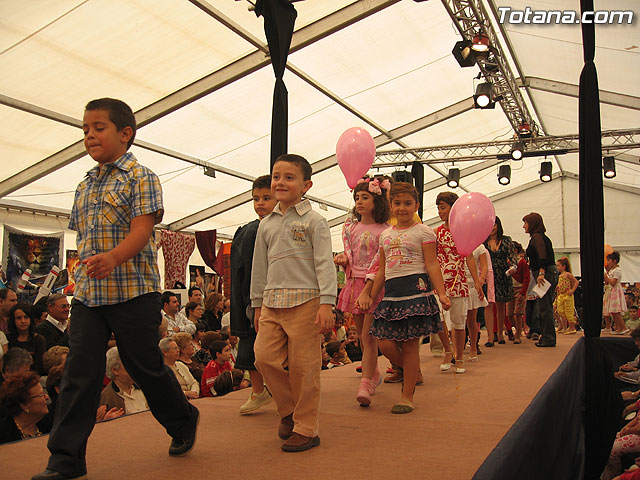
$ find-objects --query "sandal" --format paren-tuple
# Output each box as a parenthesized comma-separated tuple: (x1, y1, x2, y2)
(391, 402, 414, 414)
(440, 351, 453, 372)
(455, 360, 465, 374)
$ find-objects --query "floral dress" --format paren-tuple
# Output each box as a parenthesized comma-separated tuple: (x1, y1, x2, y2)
(486, 236, 516, 303)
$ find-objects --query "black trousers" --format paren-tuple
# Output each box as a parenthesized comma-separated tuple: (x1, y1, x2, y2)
(46, 293, 197, 476)
(537, 265, 559, 346)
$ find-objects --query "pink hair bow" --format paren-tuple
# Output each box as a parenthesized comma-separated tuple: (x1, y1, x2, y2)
(355, 177, 389, 196)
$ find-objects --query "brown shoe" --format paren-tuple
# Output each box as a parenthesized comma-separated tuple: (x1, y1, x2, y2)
(278, 414, 294, 440)
(384, 367, 403, 383)
(416, 370, 424, 385)
(281, 432, 320, 452)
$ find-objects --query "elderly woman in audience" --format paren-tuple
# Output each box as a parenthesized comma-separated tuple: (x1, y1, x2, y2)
(0, 370, 51, 443)
(174, 332, 205, 383)
(185, 301, 204, 325)
(1, 347, 33, 382)
(99, 347, 147, 416)
(6, 304, 46, 375)
(159, 337, 199, 399)
(202, 292, 225, 331)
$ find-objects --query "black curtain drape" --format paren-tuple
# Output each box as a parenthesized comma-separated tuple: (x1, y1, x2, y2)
(255, 0, 297, 169)
(411, 161, 424, 220)
(578, 0, 623, 477)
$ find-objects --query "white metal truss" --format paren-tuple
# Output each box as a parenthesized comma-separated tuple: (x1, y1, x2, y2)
(441, 0, 539, 136)
(373, 128, 640, 166)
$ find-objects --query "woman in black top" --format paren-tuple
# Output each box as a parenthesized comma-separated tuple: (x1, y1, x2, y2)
(522, 212, 558, 347)
(6, 304, 46, 375)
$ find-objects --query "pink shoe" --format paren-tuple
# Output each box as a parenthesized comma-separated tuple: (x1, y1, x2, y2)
(371, 368, 382, 388)
(357, 379, 372, 407)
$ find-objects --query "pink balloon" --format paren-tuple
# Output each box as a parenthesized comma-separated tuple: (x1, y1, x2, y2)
(336, 127, 376, 188)
(449, 192, 496, 257)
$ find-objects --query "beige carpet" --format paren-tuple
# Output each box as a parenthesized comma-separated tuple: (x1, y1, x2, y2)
(3, 332, 581, 480)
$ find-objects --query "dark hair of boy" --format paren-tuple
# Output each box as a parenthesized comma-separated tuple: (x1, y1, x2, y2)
(607, 251, 621, 263)
(435, 191, 458, 207)
(252, 174, 272, 191)
(629, 305, 638, 311)
(325, 341, 342, 358)
(188, 286, 202, 297)
(273, 153, 312, 181)
(161, 291, 176, 306)
(209, 340, 229, 359)
(351, 178, 391, 224)
(85, 98, 136, 149)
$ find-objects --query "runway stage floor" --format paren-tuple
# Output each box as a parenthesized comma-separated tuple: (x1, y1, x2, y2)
(3, 332, 581, 480)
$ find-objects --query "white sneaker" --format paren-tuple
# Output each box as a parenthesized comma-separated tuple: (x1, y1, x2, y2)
(239, 388, 272, 415)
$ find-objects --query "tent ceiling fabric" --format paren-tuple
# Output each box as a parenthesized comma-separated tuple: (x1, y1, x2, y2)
(0, 0, 638, 249)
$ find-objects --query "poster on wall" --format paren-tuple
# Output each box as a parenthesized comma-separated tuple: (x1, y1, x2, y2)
(2, 225, 64, 289)
(189, 265, 217, 297)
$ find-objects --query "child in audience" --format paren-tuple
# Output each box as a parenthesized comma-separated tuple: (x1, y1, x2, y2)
(554, 257, 579, 334)
(334, 176, 390, 406)
(325, 341, 346, 369)
(605, 251, 629, 334)
(628, 306, 640, 332)
(33, 99, 198, 480)
(231, 174, 275, 415)
(200, 340, 233, 397)
(344, 326, 363, 362)
(614, 328, 640, 385)
(251, 154, 336, 452)
(359, 182, 450, 414)
(333, 309, 347, 342)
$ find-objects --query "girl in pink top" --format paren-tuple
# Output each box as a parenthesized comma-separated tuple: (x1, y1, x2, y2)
(334, 177, 390, 407)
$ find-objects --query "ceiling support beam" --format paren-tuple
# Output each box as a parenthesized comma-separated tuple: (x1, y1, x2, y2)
(0, 0, 399, 199)
(168, 98, 474, 230)
(519, 76, 640, 111)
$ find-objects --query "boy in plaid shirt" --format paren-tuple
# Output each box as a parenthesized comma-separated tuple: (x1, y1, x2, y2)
(34, 99, 198, 480)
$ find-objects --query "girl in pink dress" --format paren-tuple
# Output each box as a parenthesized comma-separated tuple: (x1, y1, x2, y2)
(334, 177, 390, 407)
(604, 251, 628, 334)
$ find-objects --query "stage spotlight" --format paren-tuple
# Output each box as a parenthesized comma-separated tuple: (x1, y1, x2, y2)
(392, 170, 413, 184)
(518, 122, 532, 138)
(447, 167, 460, 188)
(498, 165, 511, 185)
(203, 167, 216, 178)
(452, 40, 476, 67)
(472, 33, 490, 52)
(510, 141, 524, 160)
(603, 156, 616, 178)
(474, 82, 495, 109)
(539, 161, 552, 182)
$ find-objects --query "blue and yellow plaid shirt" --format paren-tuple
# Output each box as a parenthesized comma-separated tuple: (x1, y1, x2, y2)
(69, 152, 164, 307)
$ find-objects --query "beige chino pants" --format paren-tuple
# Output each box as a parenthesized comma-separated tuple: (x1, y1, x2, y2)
(254, 298, 322, 437)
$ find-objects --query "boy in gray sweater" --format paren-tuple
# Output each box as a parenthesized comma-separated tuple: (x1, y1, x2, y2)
(251, 154, 336, 452)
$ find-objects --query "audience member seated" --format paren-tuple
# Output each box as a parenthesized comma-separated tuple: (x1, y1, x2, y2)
(193, 331, 222, 366)
(179, 286, 204, 317)
(0, 330, 7, 359)
(220, 297, 231, 330)
(220, 326, 239, 363)
(344, 326, 363, 362)
(321, 343, 330, 370)
(35, 294, 70, 350)
(210, 369, 249, 397)
(333, 309, 347, 342)
(615, 328, 640, 385)
(325, 341, 346, 369)
(0, 370, 51, 444)
(185, 301, 204, 325)
(192, 322, 206, 353)
(100, 347, 148, 416)
(159, 337, 199, 399)
(201, 292, 225, 332)
(31, 300, 48, 328)
(42, 346, 68, 378)
(201, 340, 233, 397)
(161, 291, 196, 336)
(6, 304, 46, 375)
(628, 306, 640, 332)
(174, 332, 205, 383)
(1, 347, 33, 388)
(0, 288, 18, 333)
(604, 415, 640, 479)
